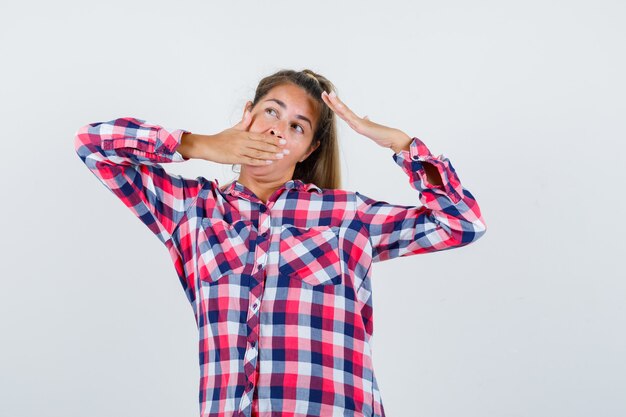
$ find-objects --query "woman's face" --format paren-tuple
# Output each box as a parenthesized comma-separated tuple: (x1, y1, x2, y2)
(242, 83, 320, 175)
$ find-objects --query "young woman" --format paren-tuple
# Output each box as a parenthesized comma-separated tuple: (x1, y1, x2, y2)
(74, 69, 487, 417)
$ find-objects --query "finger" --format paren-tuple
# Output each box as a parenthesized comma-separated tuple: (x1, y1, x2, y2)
(323, 91, 352, 118)
(241, 148, 282, 164)
(243, 143, 287, 160)
(246, 132, 287, 149)
(324, 92, 362, 127)
(321, 91, 333, 107)
(329, 93, 356, 118)
(242, 138, 288, 158)
(246, 139, 286, 155)
(242, 156, 275, 166)
(322, 91, 342, 116)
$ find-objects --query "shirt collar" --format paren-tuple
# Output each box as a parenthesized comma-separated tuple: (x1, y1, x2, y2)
(217, 178, 322, 196)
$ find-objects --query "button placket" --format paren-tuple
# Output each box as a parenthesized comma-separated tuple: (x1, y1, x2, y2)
(255, 209, 271, 271)
(242, 203, 268, 401)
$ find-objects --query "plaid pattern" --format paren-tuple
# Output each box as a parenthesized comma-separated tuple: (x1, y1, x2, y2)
(75, 117, 487, 417)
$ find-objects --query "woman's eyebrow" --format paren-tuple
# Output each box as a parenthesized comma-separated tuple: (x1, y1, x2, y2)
(263, 98, 313, 129)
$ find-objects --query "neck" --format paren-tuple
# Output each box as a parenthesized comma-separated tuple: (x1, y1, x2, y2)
(236, 167, 295, 204)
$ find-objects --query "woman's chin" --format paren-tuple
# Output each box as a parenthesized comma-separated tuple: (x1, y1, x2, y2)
(240, 161, 293, 180)
(240, 163, 279, 177)
(243, 162, 273, 171)
(243, 160, 287, 171)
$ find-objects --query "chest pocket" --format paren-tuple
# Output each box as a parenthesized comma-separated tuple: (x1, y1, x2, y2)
(197, 217, 255, 284)
(278, 224, 342, 287)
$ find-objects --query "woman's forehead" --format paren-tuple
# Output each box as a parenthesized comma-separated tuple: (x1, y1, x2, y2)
(264, 84, 317, 116)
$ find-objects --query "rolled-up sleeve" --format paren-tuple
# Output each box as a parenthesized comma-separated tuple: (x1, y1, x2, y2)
(74, 116, 202, 246)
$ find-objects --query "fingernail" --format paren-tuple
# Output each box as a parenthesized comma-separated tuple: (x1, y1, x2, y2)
(283, 149, 290, 154)
(279, 139, 286, 144)
(329, 91, 336, 98)
(275, 153, 284, 158)
(266, 160, 273, 164)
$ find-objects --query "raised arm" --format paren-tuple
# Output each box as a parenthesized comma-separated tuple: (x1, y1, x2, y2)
(73, 116, 204, 246)
(355, 136, 487, 263)
(317, 89, 487, 263)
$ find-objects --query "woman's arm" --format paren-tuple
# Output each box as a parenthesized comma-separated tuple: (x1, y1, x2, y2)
(74, 116, 204, 246)
(318, 90, 487, 261)
(355, 136, 487, 263)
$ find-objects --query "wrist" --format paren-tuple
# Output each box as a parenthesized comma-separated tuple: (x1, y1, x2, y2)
(389, 132, 412, 154)
(179, 132, 215, 161)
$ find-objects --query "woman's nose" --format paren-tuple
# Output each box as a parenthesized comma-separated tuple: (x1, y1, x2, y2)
(270, 128, 283, 138)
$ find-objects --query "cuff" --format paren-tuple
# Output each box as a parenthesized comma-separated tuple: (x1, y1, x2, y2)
(392, 136, 464, 204)
(394, 136, 433, 162)
(157, 126, 192, 161)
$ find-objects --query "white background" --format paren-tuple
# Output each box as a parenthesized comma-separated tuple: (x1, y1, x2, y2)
(1, 1, 624, 416)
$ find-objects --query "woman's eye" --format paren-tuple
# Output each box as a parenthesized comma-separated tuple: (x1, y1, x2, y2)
(265, 108, 304, 134)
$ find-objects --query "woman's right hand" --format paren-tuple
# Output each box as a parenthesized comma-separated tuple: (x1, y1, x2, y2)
(198, 109, 289, 166)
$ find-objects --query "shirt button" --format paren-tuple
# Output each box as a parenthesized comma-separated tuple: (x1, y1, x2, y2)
(251, 341, 256, 348)
(260, 205, 266, 213)
(261, 231, 268, 238)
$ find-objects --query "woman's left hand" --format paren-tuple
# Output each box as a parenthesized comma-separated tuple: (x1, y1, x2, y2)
(321, 90, 412, 153)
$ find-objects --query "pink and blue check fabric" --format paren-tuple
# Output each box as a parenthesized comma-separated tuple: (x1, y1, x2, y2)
(74, 117, 487, 417)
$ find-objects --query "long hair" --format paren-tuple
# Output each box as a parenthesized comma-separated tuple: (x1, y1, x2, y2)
(237, 69, 341, 190)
